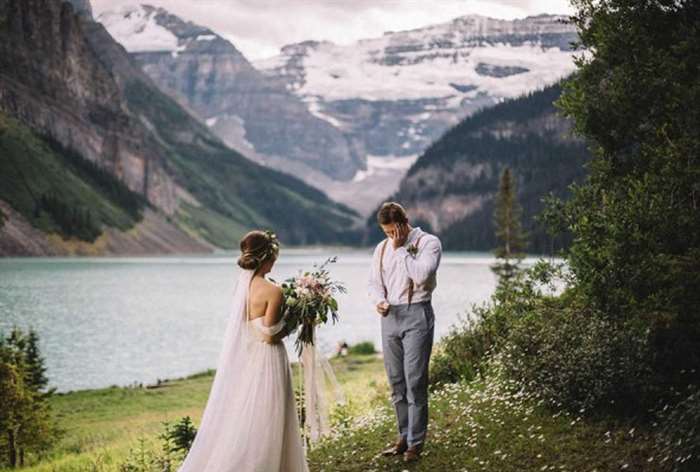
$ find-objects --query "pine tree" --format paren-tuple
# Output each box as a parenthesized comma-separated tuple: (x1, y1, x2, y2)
(24, 330, 48, 393)
(0, 329, 58, 468)
(491, 167, 527, 286)
(0, 361, 29, 468)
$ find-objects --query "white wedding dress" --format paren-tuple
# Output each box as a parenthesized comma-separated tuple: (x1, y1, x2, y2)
(178, 269, 309, 472)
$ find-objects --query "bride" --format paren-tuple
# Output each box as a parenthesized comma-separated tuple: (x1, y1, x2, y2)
(178, 230, 309, 472)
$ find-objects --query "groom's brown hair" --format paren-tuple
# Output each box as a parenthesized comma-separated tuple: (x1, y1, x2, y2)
(377, 202, 408, 225)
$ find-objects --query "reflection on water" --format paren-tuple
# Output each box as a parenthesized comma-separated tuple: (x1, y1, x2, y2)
(0, 250, 515, 392)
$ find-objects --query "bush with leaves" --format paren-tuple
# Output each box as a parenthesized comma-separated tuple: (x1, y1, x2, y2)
(119, 417, 197, 472)
(160, 416, 197, 457)
(119, 437, 161, 472)
(501, 297, 654, 414)
(430, 260, 563, 387)
(347, 341, 376, 355)
(429, 305, 496, 387)
(554, 0, 700, 392)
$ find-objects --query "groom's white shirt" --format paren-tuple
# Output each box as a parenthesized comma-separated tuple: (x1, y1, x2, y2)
(368, 227, 442, 306)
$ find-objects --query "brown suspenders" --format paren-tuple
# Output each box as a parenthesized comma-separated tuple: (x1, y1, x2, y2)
(379, 235, 424, 306)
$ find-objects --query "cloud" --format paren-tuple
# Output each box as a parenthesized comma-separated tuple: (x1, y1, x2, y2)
(92, 0, 575, 60)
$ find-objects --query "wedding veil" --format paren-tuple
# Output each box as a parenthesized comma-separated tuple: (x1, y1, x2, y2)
(178, 269, 256, 471)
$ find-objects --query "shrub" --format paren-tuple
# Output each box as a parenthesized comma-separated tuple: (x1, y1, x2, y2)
(119, 437, 160, 472)
(556, 0, 700, 399)
(429, 307, 494, 387)
(348, 341, 376, 355)
(119, 417, 197, 472)
(430, 260, 563, 387)
(501, 300, 654, 414)
(160, 416, 197, 455)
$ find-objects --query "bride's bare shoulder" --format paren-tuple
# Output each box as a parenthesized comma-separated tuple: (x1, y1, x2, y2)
(252, 277, 282, 297)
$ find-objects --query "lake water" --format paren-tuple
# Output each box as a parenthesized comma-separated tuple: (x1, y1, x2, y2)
(0, 250, 512, 392)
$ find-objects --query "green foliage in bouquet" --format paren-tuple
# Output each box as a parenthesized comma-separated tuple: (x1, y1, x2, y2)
(280, 257, 346, 355)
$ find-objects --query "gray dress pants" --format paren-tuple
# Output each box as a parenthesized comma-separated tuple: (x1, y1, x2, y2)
(380, 301, 435, 447)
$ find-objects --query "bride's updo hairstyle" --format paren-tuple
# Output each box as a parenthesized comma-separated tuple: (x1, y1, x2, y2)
(238, 230, 280, 271)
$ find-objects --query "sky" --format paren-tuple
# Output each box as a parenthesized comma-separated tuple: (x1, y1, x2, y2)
(92, 0, 575, 60)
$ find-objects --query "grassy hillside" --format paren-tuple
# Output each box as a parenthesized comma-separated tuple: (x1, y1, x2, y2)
(123, 79, 361, 247)
(0, 111, 146, 242)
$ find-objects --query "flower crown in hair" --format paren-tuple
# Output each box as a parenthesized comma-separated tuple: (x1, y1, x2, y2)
(262, 230, 280, 261)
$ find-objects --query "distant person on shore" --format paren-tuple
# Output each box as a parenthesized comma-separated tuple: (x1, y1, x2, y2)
(368, 202, 442, 463)
(336, 340, 349, 357)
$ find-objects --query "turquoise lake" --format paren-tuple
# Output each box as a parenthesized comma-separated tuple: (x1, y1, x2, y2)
(0, 249, 533, 392)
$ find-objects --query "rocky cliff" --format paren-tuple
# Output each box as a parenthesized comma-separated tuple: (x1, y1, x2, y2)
(0, 0, 359, 255)
(0, 0, 182, 214)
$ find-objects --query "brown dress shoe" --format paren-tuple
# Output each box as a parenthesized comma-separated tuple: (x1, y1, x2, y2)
(403, 445, 422, 462)
(381, 437, 408, 456)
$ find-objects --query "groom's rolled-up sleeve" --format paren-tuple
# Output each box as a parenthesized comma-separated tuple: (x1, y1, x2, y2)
(396, 236, 442, 285)
(368, 243, 387, 306)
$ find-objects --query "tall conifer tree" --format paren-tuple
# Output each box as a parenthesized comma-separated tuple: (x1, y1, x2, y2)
(491, 167, 527, 286)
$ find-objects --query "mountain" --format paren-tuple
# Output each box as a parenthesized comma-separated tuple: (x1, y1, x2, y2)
(0, 0, 359, 255)
(367, 83, 590, 253)
(99, 7, 578, 215)
(256, 14, 578, 211)
(0, 111, 208, 256)
(97, 4, 365, 181)
(258, 14, 577, 159)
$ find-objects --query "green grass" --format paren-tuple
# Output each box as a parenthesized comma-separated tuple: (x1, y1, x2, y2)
(8, 354, 385, 471)
(3, 354, 662, 471)
(308, 362, 662, 472)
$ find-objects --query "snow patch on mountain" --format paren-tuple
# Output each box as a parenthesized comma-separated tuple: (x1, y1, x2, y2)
(297, 42, 574, 101)
(352, 155, 419, 182)
(255, 15, 577, 103)
(98, 5, 179, 53)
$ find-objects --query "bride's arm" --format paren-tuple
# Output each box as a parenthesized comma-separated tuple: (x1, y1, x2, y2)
(260, 287, 284, 344)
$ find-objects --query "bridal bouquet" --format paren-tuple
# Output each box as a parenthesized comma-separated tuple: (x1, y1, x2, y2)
(280, 257, 345, 355)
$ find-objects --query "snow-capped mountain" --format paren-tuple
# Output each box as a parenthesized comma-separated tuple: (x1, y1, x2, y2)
(256, 14, 578, 160)
(98, 4, 365, 181)
(98, 5, 577, 215)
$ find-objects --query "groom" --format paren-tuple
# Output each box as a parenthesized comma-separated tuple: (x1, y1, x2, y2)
(368, 202, 442, 463)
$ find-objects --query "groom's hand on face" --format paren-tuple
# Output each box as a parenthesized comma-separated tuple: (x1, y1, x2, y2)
(392, 223, 409, 249)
